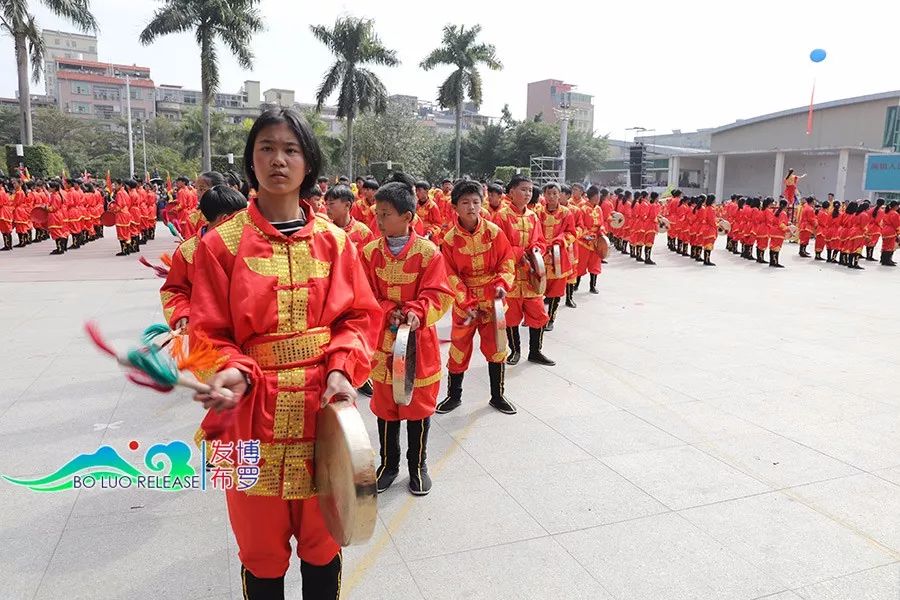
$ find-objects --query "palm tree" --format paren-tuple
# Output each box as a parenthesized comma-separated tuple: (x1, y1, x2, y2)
(311, 16, 399, 178)
(420, 24, 501, 178)
(1, 0, 98, 145)
(140, 0, 262, 171)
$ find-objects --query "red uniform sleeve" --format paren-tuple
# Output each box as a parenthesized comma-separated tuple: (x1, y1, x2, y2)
(160, 243, 193, 328)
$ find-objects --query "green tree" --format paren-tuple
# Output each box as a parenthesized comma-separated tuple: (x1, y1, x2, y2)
(177, 108, 245, 161)
(501, 120, 558, 169)
(352, 100, 445, 179)
(0, 107, 22, 148)
(140, 0, 263, 171)
(457, 122, 504, 178)
(1, 0, 98, 145)
(311, 16, 399, 178)
(420, 24, 502, 178)
(565, 129, 609, 182)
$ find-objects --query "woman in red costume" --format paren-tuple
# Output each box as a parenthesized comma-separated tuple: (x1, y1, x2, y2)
(768, 199, 790, 268)
(783, 169, 806, 204)
(191, 107, 379, 599)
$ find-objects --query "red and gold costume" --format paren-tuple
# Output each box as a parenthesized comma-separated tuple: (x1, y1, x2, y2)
(784, 174, 799, 203)
(415, 198, 444, 244)
(350, 197, 379, 235)
(190, 199, 379, 576)
(881, 209, 899, 253)
(361, 233, 453, 421)
(491, 204, 548, 328)
(700, 204, 718, 250)
(644, 202, 662, 248)
(338, 216, 375, 254)
(755, 206, 770, 251)
(442, 217, 516, 373)
(12, 188, 30, 235)
(576, 202, 604, 277)
(0, 187, 13, 235)
(768, 209, 789, 252)
(160, 234, 200, 328)
(538, 204, 576, 298)
(814, 208, 831, 255)
(47, 191, 68, 240)
(865, 207, 882, 250)
(798, 202, 816, 246)
(110, 190, 133, 241)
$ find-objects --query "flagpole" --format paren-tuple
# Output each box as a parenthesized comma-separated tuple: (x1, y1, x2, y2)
(126, 75, 135, 179)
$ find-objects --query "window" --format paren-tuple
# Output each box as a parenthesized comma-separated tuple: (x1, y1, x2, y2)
(69, 102, 91, 114)
(883, 106, 900, 150)
(133, 108, 146, 120)
(71, 81, 90, 95)
(94, 104, 115, 119)
(94, 86, 120, 101)
(89, 45, 96, 53)
(130, 88, 141, 100)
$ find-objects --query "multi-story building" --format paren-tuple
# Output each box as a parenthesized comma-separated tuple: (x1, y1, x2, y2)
(42, 29, 98, 97)
(526, 79, 594, 133)
(53, 58, 155, 125)
(155, 80, 261, 124)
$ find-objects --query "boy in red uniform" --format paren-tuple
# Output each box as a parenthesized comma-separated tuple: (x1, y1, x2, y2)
(414, 180, 444, 243)
(360, 173, 453, 495)
(769, 199, 789, 268)
(559, 185, 581, 308)
(491, 174, 555, 367)
(160, 185, 248, 330)
(485, 183, 506, 218)
(437, 179, 517, 415)
(538, 182, 576, 331)
(324, 184, 376, 253)
(109, 180, 133, 256)
(191, 108, 379, 598)
(643, 191, 662, 265)
(797, 196, 816, 257)
(881, 201, 898, 266)
(350, 178, 379, 234)
(700, 194, 718, 266)
(576, 186, 604, 294)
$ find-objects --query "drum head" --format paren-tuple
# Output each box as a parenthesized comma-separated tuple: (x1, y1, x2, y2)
(610, 212, 624, 229)
(493, 297, 507, 354)
(551, 244, 562, 278)
(718, 219, 731, 234)
(391, 324, 416, 406)
(101, 211, 117, 227)
(595, 236, 610, 259)
(315, 399, 377, 546)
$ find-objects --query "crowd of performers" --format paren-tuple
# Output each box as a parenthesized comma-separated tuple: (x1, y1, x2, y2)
(718, 194, 899, 269)
(146, 106, 630, 599)
(0, 171, 246, 257)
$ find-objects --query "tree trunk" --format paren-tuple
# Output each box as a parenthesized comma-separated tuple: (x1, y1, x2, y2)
(454, 101, 462, 178)
(15, 31, 33, 146)
(346, 113, 354, 178)
(200, 37, 212, 172)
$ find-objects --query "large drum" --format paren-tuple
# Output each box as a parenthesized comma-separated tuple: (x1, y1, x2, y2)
(717, 219, 731, 234)
(315, 398, 377, 547)
(391, 324, 415, 406)
(525, 248, 547, 295)
(101, 211, 117, 227)
(30, 206, 48, 228)
(595, 235, 610, 259)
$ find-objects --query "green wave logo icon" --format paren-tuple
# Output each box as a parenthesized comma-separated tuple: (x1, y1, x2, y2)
(2, 441, 196, 492)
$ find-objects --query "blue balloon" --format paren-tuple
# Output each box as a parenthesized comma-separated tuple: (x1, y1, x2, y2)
(810, 48, 827, 63)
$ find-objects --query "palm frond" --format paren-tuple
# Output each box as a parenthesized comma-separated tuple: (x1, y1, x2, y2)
(315, 60, 344, 109)
(464, 67, 483, 109)
(39, 0, 98, 32)
(23, 14, 45, 83)
(467, 42, 502, 70)
(436, 69, 464, 111)
(198, 29, 219, 99)
(140, 2, 195, 45)
(419, 47, 454, 71)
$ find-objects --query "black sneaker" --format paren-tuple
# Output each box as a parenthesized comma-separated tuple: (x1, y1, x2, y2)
(408, 465, 432, 496)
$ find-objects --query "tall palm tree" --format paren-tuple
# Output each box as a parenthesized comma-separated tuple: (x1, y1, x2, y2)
(311, 16, 398, 178)
(1, 0, 98, 145)
(140, 0, 262, 171)
(420, 24, 501, 178)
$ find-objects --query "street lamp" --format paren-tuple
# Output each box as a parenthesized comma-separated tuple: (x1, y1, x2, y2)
(554, 102, 575, 184)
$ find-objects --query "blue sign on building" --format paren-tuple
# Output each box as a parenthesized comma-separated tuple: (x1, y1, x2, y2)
(864, 153, 900, 191)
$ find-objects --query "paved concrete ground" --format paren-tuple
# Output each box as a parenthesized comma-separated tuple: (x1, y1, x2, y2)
(1, 226, 899, 600)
